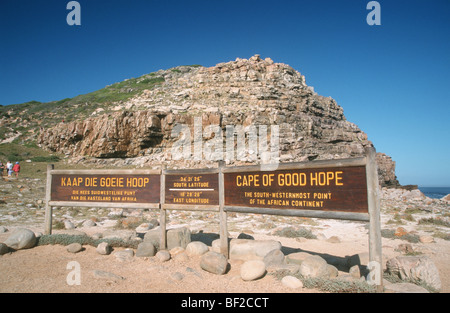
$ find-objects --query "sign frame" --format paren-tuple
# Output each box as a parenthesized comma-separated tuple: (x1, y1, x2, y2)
(44, 167, 161, 235)
(222, 156, 370, 221)
(159, 167, 222, 250)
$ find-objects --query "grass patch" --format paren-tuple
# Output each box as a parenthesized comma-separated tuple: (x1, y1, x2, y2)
(271, 270, 376, 293)
(37, 234, 139, 249)
(418, 217, 450, 228)
(381, 229, 420, 243)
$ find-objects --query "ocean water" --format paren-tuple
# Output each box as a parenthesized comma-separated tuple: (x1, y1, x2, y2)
(419, 187, 450, 199)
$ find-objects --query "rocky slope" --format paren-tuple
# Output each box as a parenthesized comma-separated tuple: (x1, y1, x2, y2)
(36, 55, 398, 186)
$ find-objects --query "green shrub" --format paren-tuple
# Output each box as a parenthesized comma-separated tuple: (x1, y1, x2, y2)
(418, 217, 450, 228)
(271, 270, 376, 293)
(37, 234, 139, 249)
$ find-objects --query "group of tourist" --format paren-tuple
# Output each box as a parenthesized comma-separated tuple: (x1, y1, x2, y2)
(0, 161, 20, 178)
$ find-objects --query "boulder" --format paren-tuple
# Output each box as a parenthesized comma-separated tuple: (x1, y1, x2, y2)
(200, 251, 228, 275)
(136, 242, 156, 257)
(229, 239, 281, 261)
(386, 256, 441, 291)
(144, 226, 191, 250)
(3, 228, 37, 250)
(299, 255, 330, 278)
(240, 260, 266, 281)
(186, 241, 209, 256)
(286, 252, 312, 265)
(263, 249, 285, 268)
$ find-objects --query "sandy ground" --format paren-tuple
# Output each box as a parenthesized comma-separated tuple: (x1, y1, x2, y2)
(1, 215, 449, 294)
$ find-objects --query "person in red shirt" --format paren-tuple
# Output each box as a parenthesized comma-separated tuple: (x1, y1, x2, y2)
(12, 162, 20, 178)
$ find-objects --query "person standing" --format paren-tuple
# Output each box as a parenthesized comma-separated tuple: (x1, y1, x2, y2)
(6, 161, 13, 177)
(12, 162, 20, 178)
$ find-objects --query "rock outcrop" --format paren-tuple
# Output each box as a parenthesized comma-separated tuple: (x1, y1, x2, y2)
(37, 55, 399, 186)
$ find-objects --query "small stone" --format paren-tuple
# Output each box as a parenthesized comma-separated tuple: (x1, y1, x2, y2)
(156, 250, 171, 262)
(327, 264, 339, 278)
(240, 260, 266, 281)
(395, 227, 408, 237)
(396, 243, 414, 254)
(200, 251, 228, 275)
(186, 241, 209, 256)
(0, 243, 9, 255)
(64, 220, 75, 230)
(326, 236, 341, 243)
(92, 233, 102, 240)
(92, 270, 125, 281)
(67, 243, 83, 253)
(281, 275, 303, 289)
(349, 265, 361, 278)
(82, 219, 96, 227)
(419, 235, 434, 243)
(171, 272, 184, 281)
(135, 223, 152, 233)
(114, 249, 134, 262)
(136, 242, 156, 257)
(96, 242, 112, 255)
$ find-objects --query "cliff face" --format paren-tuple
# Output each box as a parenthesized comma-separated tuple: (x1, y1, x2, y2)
(37, 55, 399, 187)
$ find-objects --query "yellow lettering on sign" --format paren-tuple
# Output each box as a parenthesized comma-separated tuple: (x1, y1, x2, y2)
(277, 173, 307, 187)
(126, 177, 150, 188)
(236, 174, 260, 187)
(99, 177, 125, 188)
(310, 171, 344, 186)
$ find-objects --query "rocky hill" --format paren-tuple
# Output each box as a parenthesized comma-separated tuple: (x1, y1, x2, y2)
(3, 55, 399, 186)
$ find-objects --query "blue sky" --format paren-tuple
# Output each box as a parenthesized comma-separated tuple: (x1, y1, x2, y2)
(0, 0, 449, 186)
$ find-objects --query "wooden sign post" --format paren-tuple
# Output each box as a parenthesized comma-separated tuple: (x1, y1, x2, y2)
(160, 168, 223, 251)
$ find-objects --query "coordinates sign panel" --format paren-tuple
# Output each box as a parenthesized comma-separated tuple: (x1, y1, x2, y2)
(165, 173, 219, 206)
(224, 166, 368, 213)
(51, 174, 160, 204)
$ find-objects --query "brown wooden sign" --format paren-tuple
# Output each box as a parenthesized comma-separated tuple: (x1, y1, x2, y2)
(50, 173, 160, 205)
(224, 166, 368, 213)
(165, 172, 219, 206)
